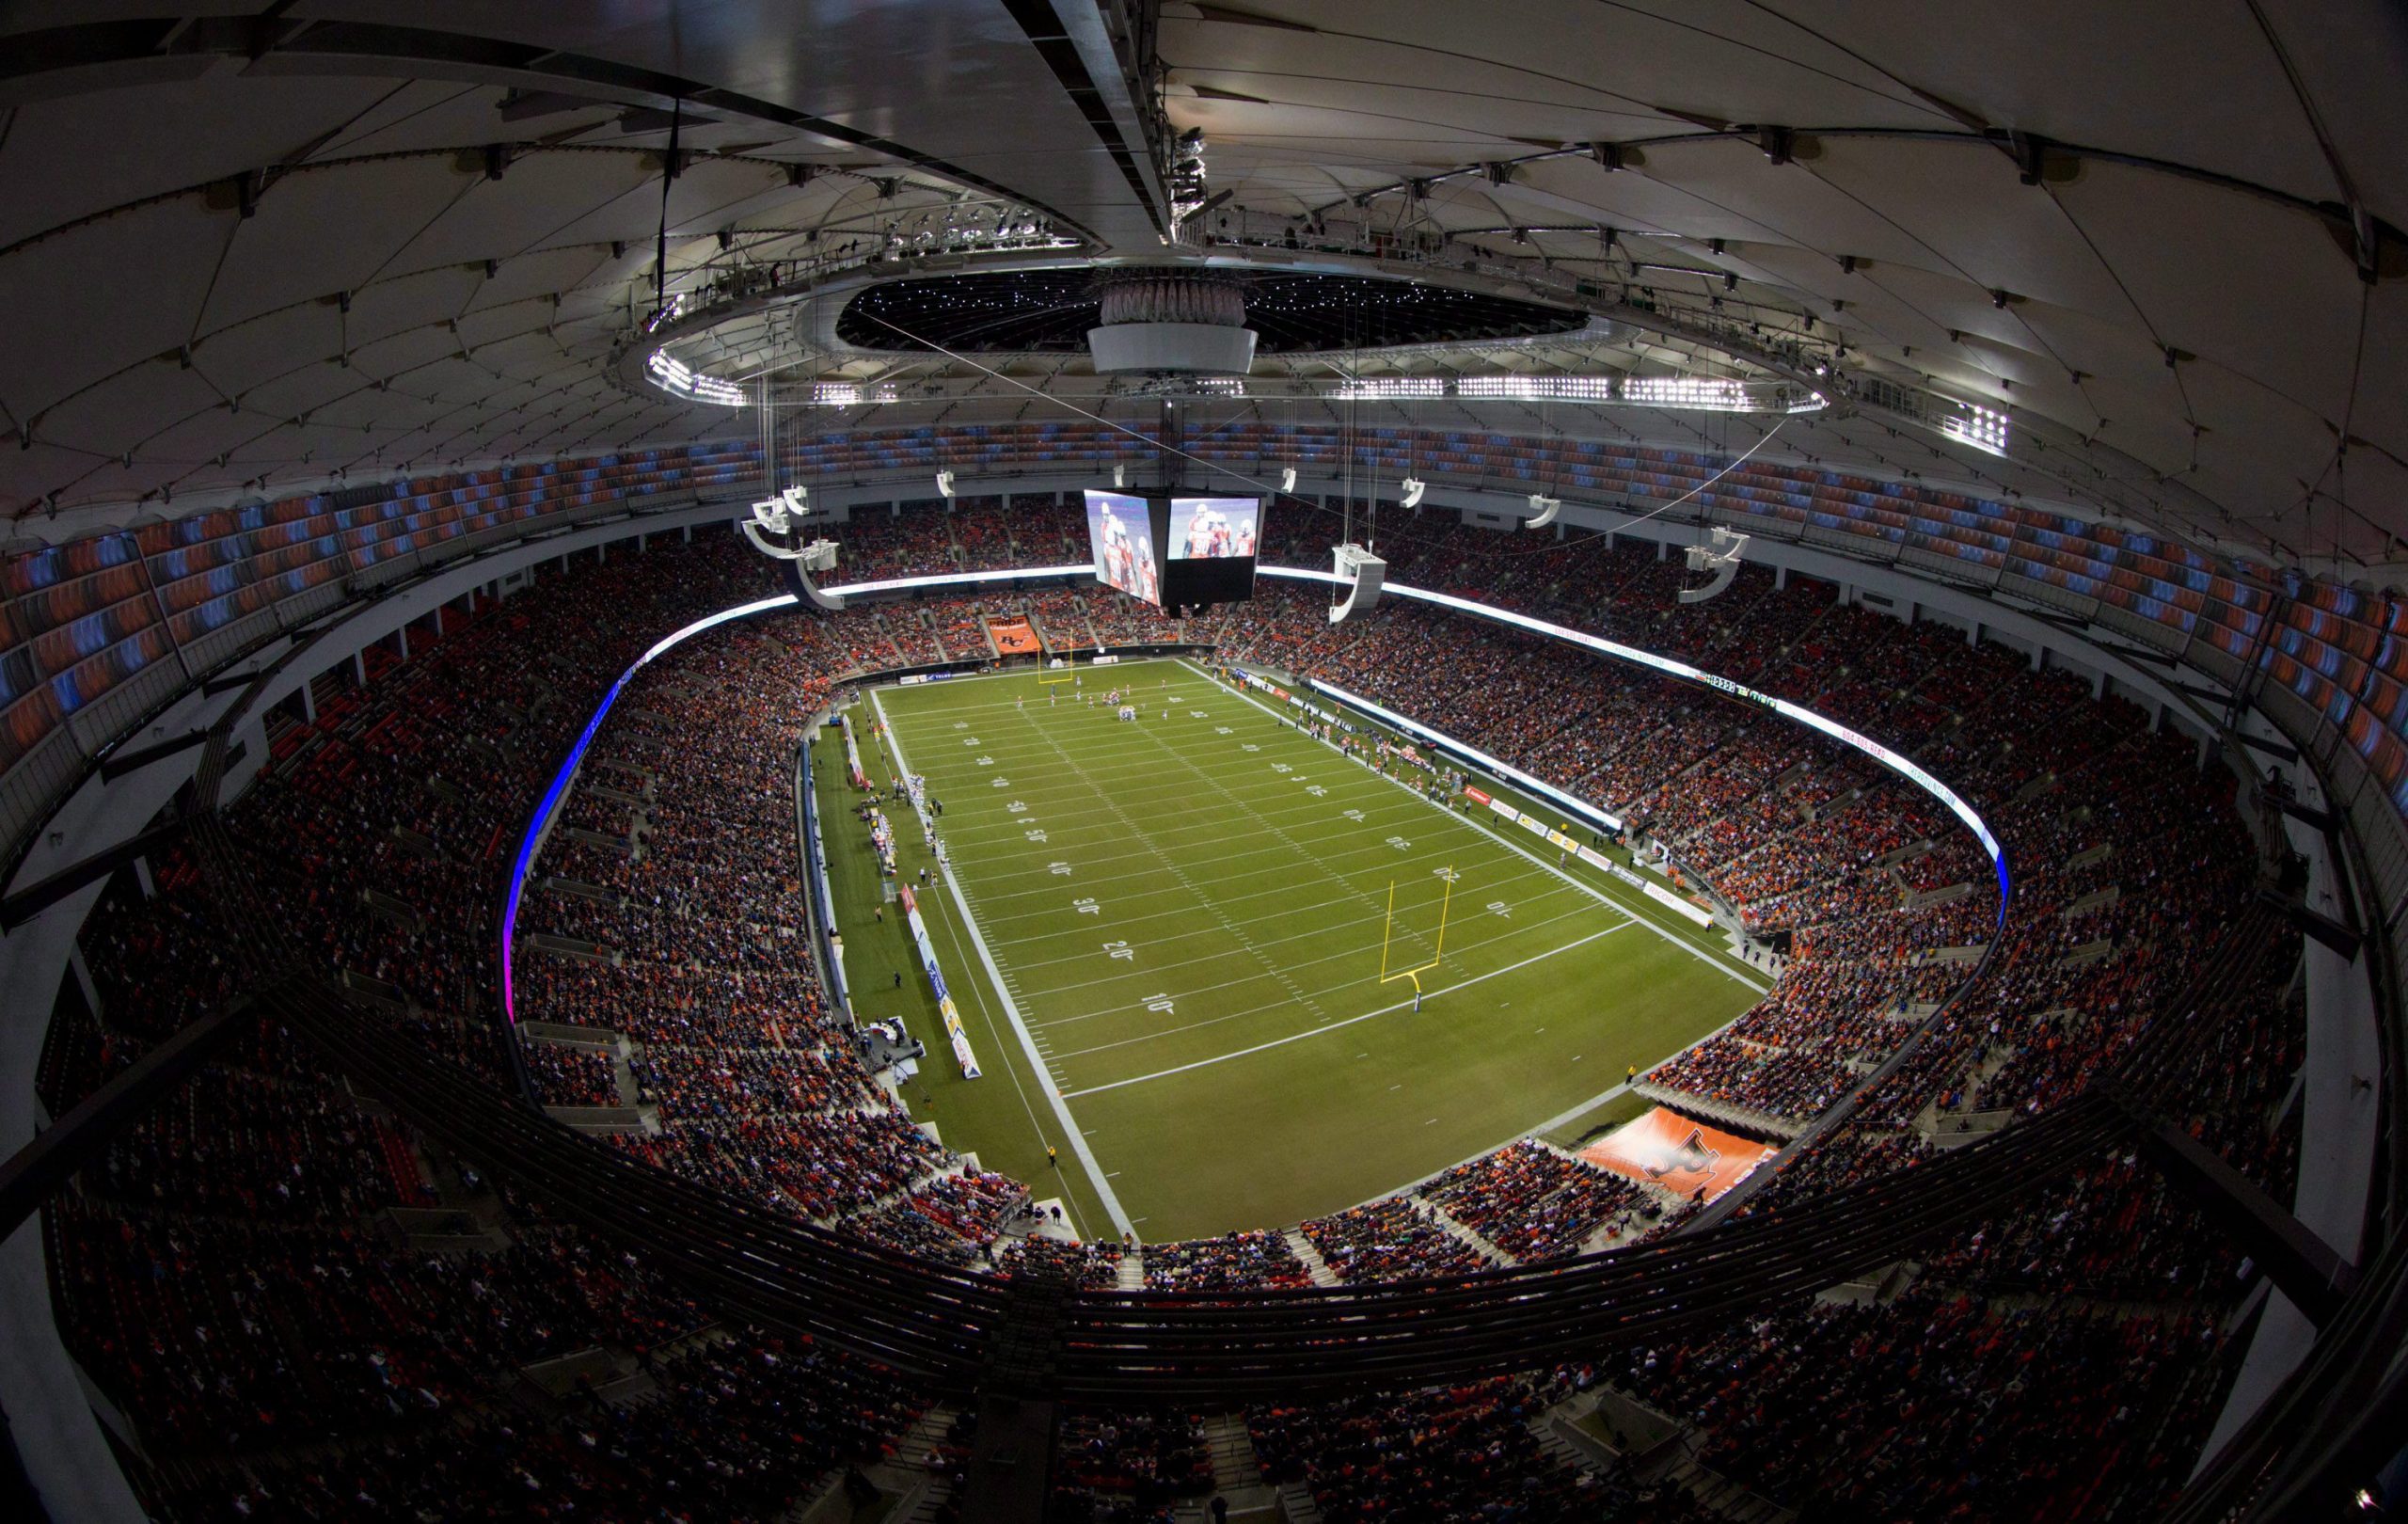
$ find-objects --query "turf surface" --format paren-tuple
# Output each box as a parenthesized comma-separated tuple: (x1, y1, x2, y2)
(821, 658, 1763, 1243)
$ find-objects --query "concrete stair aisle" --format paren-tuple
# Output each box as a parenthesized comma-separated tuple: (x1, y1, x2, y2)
(1282, 1230, 1342, 1287)
(1660, 1454, 1798, 1524)
(852, 1405, 959, 1524)
(1525, 1408, 1611, 1480)
(869, 612, 909, 665)
(1117, 1251, 1148, 1291)
(1410, 1195, 1514, 1267)
(1194, 1413, 1282, 1520)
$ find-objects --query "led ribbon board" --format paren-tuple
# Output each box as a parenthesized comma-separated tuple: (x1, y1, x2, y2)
(507, 556, 2007, 1028)
(1258, 565, 2009, 913)
(500, 594, 798, 1024)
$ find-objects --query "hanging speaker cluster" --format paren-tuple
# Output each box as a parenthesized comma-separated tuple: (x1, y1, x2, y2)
(1328, 543, 1387, 625)
(1679, 528, 1751, 603)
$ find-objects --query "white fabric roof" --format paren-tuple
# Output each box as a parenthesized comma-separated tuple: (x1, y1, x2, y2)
(0, 1, 2400, 571)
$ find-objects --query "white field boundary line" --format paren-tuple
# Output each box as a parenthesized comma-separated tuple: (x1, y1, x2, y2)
(845, 711, 1099, 1241)
(1189, 659, 1769, 994)
(1060, 922, 1635, 1099)
(918, 848, 1097, 1245)
(872, 688, 1136, 1239)
(1045, 905, 1608, 1059)
(1031, 899, 1600, 1031)
(1327, 1001, 1787, 1219)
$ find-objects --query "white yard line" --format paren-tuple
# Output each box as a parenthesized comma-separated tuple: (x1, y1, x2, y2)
(873, 689, 1136, 1240)
(993, 870, 1576, 975)
(1032, 900, 1600, 1029)
(1059, 922, 1635, 1099)
(962, 842, 1566, 932)
(1018, 897, 1593, 1008)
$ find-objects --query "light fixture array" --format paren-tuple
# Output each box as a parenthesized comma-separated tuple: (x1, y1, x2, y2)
(810, 381, 900, 406)
(1329, 377, 1448, 400)
(1620, 375, 1754, 410)
(1941, 401, 2013, 456)
(1457, 374, 1615, 402)
(646, 350, 748, 406)
(644, 355, 1819, 416)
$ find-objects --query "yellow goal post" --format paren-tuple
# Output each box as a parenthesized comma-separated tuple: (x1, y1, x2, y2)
(1378, 866, 1455, 994)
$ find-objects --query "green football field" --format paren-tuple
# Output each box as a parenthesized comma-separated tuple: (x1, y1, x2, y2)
(816, 657, 1765, 1244)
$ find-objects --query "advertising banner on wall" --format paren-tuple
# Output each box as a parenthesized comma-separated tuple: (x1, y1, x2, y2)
(897, 886, 981, 1079)
(1466, 786, 1719, 927)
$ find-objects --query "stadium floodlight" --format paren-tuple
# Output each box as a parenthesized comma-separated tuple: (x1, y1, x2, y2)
(1678, 528, 1750, 604)
(1401, 476, 1426, 509)
(1525, 494, 1560, 529)
(936, 469, 956, 498)
(1280, 466, 1297, 494)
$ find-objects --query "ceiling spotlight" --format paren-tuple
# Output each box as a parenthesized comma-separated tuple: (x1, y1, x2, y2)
(936, 469, 955, 498)
(1525, 494, 1560, 529)
(1401, 477, 1426, 509)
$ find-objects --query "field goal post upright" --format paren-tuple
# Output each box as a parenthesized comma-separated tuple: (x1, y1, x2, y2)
(1379, 866, 1456, 1008)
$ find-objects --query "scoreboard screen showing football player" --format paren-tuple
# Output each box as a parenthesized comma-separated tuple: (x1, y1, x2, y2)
(1162, 494, 1262, 606)
(1085, 489, 1266, 611)
(1170, 497, 1259, 560)
(1085, 489, 1162, 608)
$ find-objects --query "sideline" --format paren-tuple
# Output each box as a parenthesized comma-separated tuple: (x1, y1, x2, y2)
(1191, 659, 1767, 992)
(872, 689, 1137, 1239)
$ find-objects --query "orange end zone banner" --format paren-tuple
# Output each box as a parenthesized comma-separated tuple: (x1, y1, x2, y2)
(988, 616, 1040, 655)
(1580, 1106, 1776, 1203)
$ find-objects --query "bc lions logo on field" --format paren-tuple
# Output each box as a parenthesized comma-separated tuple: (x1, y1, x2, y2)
(1641, 1127, 1722, 1184)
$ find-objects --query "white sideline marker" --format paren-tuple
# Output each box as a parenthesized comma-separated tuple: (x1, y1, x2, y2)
(872, 689, 1136, 1240)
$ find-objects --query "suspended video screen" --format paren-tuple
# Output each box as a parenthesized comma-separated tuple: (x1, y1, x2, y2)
(1085, 489, 1162, 607)
(1085, 489, 1263, 611)
(1171, 497, 1259, 561)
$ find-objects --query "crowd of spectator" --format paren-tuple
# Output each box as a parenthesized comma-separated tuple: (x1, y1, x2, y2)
(1141, 1230, 1312, 1293)
(1420, 1141, 1649, 1262)
(1050, 1409, 1212, 1522)
(40, 503, 2304, 1521)
(1301, 1196, 1489, 1283)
